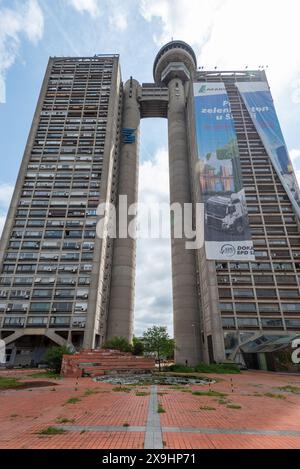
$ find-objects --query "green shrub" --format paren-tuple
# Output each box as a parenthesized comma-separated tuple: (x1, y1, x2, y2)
(168, 362, 240, 374)
(103, 337, 133, 353)
(44, 345, 72, 374)
(194, 363, 240, 374)
(168, 364, 195, 373)
(132, 337, 144, 356)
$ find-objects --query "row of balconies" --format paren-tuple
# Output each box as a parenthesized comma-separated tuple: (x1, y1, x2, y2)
(0, 316, 86, 329)
(0, 275, 91, 287)
(2, 263, 94, 275)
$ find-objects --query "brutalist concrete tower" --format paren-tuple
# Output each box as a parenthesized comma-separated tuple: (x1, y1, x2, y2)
(107, 78, 141, 340)
(153, 41, 203, 365)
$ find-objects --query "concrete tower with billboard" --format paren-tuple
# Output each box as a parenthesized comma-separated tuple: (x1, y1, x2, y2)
(1, 42, 300, 370)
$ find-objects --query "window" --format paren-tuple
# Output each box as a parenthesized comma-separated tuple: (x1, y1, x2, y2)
(233, 289, 254, 298)
(219, 303, 233, 312)
(261, 318, 283, 328)
(27, 317, 48, 326)
(10, 290, 30, 299)
(256, 289, 277, 298)
(52, 302, 73, 312)
(55, 290, 75, 299)
(72, 317, 86, 328)
(30, 302, 51, 312)
(13, 277, 33, 286)
(282, 303, 300, 312)
(285, 319, 300, 328)
(237, 317, 259, 327)
(258, 303, 280, 313)
(45, 230, 63, 238)
(50, 316, 70, 326)
(3, 317, 25, 327)
(235, 303, 257, 312)
(279, 290, 299, 298)
(32, 290, 53, 298)
(222, 317, 235, 328)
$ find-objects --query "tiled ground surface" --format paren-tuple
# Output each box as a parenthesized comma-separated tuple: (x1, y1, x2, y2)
(0, 369, 300, 449)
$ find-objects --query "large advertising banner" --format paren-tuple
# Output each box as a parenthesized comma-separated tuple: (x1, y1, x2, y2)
(193, 83, 255, 261)
(237, 81, 300, 219)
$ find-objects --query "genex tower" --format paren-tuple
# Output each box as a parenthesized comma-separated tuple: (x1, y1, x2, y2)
(1, 40, 300, 370)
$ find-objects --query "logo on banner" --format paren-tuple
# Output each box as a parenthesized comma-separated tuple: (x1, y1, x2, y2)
(220, 244, 236, 257)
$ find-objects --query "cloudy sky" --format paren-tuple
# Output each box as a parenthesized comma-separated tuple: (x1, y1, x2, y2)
(1, 0, 300, 336)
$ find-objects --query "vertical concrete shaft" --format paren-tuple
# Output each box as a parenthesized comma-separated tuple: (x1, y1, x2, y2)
(107, 79, 141, 340)
(168, 78, 202, 366)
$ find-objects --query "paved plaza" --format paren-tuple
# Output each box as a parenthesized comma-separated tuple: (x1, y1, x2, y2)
(0, 370, 300, 449)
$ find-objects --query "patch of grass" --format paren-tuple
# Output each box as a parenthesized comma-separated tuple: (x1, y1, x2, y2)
(27, 371, 61, 380)
(218, 399, 229, 405)
(112, 387, 131, 393)
(157, 392, 168, 396)
(157, 404, 166, 413)
(65, 397, 81, 405)
(277, 385, 300, 395)
(135, 391, 150, 396)
(226, 404, 242, 410)
(84, 388, 100, 396)
(0, 376, 23, 390)
(192, 390, 227, 397)
(200, 406, 216, 411)
(56, 417, 75, 424)
(38, 426, 68, 435)
(264, 392, 286, 400)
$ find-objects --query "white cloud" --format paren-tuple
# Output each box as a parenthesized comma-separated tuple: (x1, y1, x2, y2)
(66, 0, 101, 17)
(140, 0, 300, 102)
(135, 147, 173, 336)
(0, 183, 14, 236)
(109, 11, 128, 32)
(0, 183, 14, 208)
(290, 149, 300, 164)
(0, 0, 44, 103)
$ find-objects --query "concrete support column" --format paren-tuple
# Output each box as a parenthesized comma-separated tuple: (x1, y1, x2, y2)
(107, 78, 141, 341)
(168, 78, 202, 366)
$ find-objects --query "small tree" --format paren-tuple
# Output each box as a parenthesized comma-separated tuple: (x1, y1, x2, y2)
(44, 345, 72, 374)
(132, 336, 144, 356)
(142, 326, 175, 371)
(102, 336, 133, 353)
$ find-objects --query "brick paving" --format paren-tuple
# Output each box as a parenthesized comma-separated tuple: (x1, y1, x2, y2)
(0, 369, 300, 449)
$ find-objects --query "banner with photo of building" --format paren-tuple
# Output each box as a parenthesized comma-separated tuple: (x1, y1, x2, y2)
(193, 82, 254, 261)
(237, 81, 300, 219)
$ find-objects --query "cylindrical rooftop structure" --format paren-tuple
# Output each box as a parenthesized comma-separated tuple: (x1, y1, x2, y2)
(153, 40, 197, 85)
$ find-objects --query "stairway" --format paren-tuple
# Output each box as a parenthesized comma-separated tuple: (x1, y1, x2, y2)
(61, 349, 155, 378)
